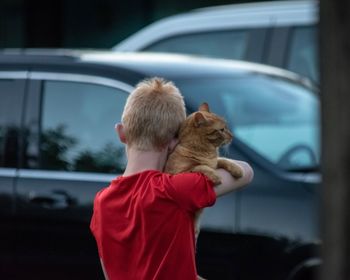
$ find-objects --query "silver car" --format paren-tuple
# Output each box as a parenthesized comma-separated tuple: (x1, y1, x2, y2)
(113, 0, 318, 83)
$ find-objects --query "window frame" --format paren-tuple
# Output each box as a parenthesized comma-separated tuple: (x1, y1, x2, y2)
(265, 26, 291, 68)
(0, 71, 28, 169)
(245, 28, 269, 64)
(283, 25, 318, 82)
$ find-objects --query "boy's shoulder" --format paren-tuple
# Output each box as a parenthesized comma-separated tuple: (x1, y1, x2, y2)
(111, 170, 209, 182)
(94, 170, 216, 214)
(108, 170, 213, 194)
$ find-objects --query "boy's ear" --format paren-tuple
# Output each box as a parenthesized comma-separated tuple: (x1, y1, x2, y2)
(115, 123, 127, 144)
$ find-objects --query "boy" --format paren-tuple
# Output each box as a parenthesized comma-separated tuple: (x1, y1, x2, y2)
(90, 77, 253, 280)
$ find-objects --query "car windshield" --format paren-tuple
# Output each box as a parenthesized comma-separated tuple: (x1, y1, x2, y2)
(176, 74, 320, 172)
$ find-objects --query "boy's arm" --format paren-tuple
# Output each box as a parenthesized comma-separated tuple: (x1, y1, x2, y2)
(214, 160, 254, 197)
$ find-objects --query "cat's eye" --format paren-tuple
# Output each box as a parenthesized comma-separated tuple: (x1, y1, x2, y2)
(219, 128, 225, 132)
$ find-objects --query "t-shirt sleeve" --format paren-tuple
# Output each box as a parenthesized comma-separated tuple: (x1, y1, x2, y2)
(164, 172, 216, 213)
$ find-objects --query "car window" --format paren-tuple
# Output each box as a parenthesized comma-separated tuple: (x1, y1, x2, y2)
(177, 75, 320, 171)
(0, 78, 25, 167)
(286, 26, 318, 82)
(39, 81, 128, 173)
(143, 30, 248, 60)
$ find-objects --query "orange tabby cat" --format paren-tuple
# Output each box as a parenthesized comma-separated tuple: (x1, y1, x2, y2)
(165, 102, 243, 239)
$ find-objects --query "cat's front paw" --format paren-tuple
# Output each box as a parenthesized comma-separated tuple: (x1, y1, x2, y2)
(207, 173, 222, 185)
(199, 170, 222, 185)
(229, 164, 243, 178)
(218, 158, 243, 178)
(192, 165, 222, 185)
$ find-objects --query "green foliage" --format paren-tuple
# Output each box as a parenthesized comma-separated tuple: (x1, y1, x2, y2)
(41, 125, 125, 173)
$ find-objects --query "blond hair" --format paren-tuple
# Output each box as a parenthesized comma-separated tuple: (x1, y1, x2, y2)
(122, 77, 186, 151)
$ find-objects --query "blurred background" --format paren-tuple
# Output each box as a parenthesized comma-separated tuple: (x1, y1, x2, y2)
(0, 0, 261, 48)
(1, 0, 349, 279)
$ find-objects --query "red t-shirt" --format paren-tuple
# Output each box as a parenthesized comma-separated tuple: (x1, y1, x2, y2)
(90, 170, 216, 280)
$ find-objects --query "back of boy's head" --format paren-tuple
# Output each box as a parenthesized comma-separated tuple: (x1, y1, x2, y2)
(122, 77, 186, 151)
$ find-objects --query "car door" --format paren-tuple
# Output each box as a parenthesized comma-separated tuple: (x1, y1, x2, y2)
(181, 73, 320, 279)
(14, 72, 133, 279)
(0, 72, 27, 278)
(230, 74, 321, 242)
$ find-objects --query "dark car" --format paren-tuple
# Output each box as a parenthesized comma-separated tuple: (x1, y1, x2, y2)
(0, 50, 320, 280)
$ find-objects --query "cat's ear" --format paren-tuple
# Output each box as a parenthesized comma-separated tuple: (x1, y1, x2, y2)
(194, 112, 207, 127)
(199, 102, 210, 112)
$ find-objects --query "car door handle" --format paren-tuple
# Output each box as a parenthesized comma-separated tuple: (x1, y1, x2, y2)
(28, 190, 77, 209)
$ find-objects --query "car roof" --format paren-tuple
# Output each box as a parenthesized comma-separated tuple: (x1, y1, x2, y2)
(0, 49, 314, 89)
(113, 0, 318, 51)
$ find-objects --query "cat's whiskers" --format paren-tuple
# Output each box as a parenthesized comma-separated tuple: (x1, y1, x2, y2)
(220, 145, 230, 157)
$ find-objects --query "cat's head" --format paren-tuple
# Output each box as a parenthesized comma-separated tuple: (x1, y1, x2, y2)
(179, 102, 233, 148)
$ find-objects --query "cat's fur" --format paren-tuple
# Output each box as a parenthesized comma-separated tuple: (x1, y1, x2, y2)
(165, 103, 243, 239)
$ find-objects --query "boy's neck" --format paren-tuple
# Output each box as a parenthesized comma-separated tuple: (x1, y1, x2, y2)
(122, 146, 168, 177)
